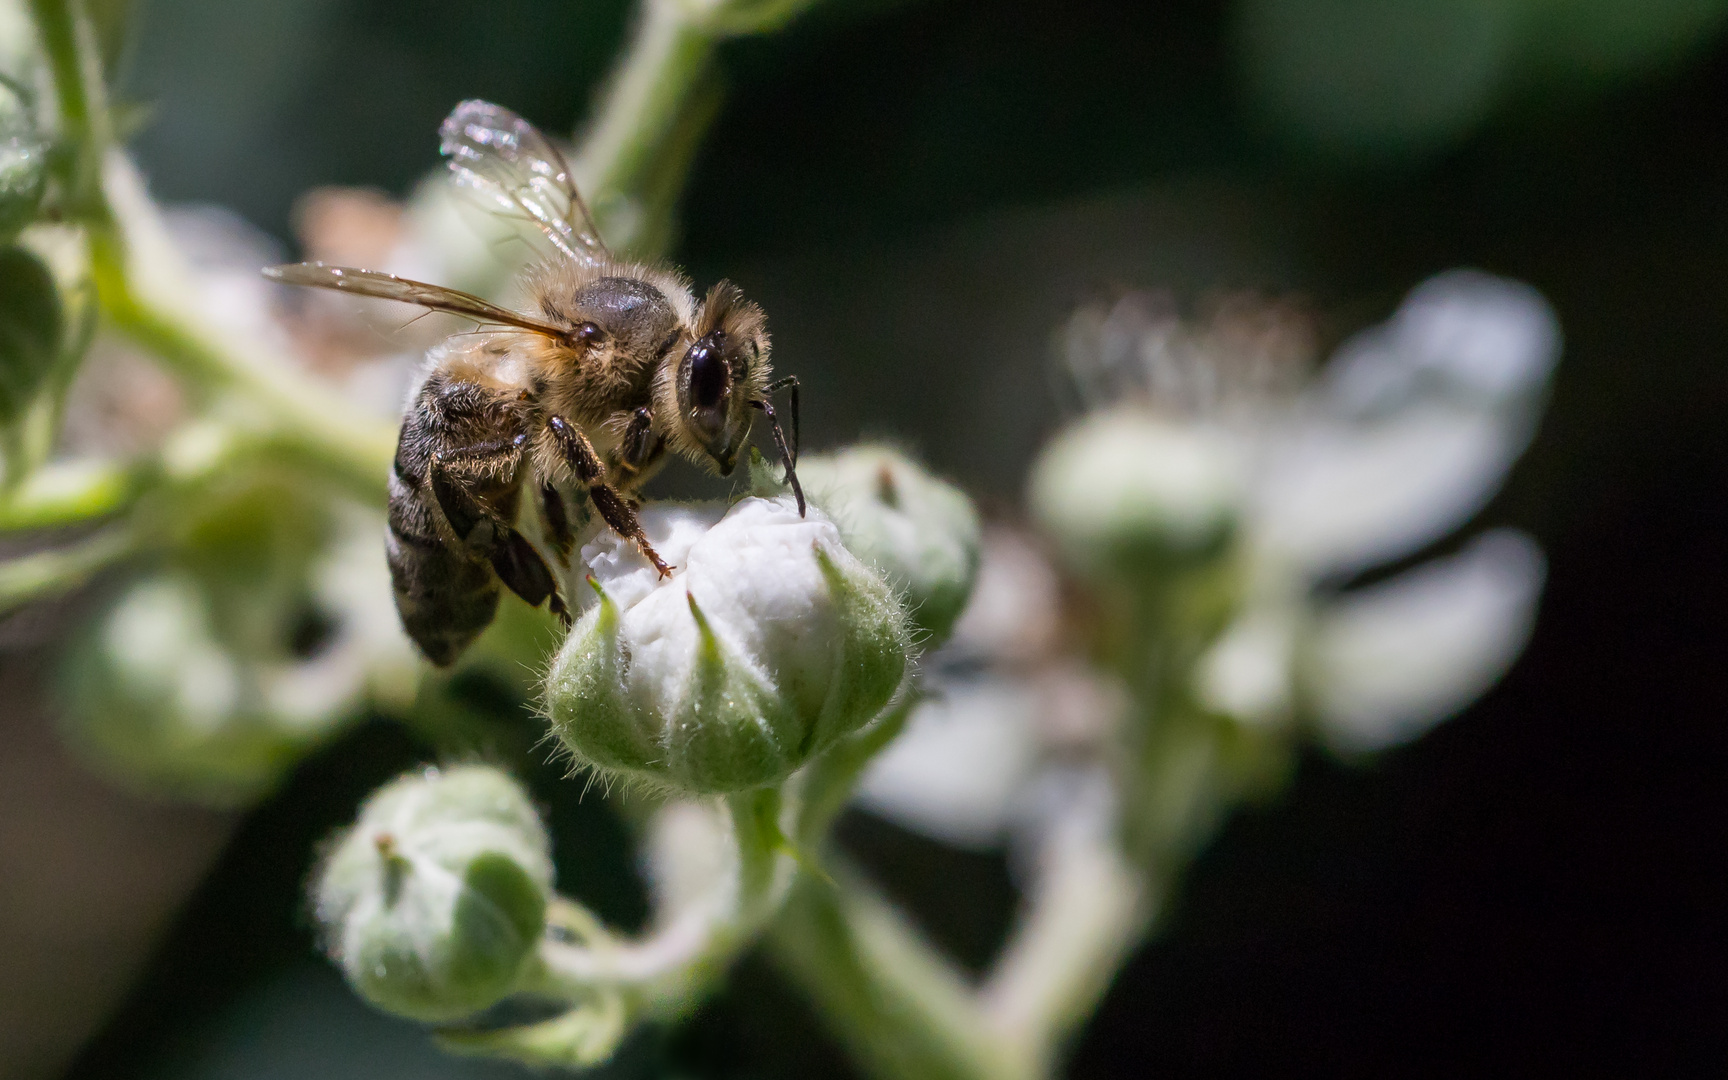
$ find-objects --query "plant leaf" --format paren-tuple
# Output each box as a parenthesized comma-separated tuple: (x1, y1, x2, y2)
(0, 245, 64, 427)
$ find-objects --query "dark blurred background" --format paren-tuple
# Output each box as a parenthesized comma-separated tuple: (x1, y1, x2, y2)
(23, 0, 1728, 1075)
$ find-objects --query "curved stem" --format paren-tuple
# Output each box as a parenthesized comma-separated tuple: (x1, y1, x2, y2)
(0, 524, 134, 612)
(28, 0, 111, 212)
(978, 826, 1152, 1070)
(768, 864, 1033, 1080)
(577, 0, 719, 256)
(523, 788, 794, 1063)
(88, 179, 396, 503)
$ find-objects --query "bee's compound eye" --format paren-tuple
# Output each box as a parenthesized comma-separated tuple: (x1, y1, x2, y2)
(687, 333, 729, 410)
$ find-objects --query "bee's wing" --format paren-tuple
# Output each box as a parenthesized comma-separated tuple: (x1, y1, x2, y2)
(439, 99, 609, 267)
(264, 262, 571, 341)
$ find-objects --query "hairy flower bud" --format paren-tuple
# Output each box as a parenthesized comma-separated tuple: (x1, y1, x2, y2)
(796, 445, 981, 648)
(314, 765, 553, 1023)
(545, 496, 910, 794)
(1029, 408, 1242, 577)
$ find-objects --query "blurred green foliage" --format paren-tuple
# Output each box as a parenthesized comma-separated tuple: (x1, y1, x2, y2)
(1237, 0, 1728, 162)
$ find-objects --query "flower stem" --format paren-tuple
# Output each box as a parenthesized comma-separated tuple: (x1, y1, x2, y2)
(87, 219, 396, 505)
(579, 0, 720, 254)
(767, 864, 1034, 1080)
(978, 830, 1152, 1071)
(0, 524, 133, 612)
(27, 0, 111, 213)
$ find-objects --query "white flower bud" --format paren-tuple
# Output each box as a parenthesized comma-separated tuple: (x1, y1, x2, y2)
(313, 765, 553, 1023)
(1028, 407, 1243, 577)
(796, 444, 981, 647)
(545, 496, 909, 794)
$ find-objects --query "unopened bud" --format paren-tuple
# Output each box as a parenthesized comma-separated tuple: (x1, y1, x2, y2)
(546, 496, 909, 794)
(796, 445, 980, 648)
(313, 764, 553, 1023)
(58, 574, 350, 805)
(1028, 408, 1242, 577)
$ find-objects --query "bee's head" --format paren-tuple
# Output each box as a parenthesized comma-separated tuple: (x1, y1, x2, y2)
(662, 283, 761, 474)
(658, 281, 805, 513)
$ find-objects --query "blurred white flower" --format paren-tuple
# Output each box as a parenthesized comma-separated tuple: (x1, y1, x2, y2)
(1252, 270, 1559, 578)
(854, 679, 1040, 848)
(861, 270, 1559, 852)
(1050, 270, 1557, 743)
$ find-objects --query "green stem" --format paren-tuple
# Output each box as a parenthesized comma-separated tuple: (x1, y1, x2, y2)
(579, 0, 720, 253)
(0, 524, 133, 612)
(27, 0, 111, 212)
(793, 693, 916, 846)
(0, 457, 134, 529)
(768, 865, 1033, 1080)
(88, 226, 396, 504)
(506, 790, 796, 1069)
(728, 785, 784, 911)
(978, 830, 1152, 1071)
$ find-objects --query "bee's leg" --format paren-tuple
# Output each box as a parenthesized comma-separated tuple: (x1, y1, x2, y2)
(489, 527, 567, 625)
(429, 440, 570, 625)
(749, 398, 805, 516)
(546, 414, 672, 577)
(617, 406, 664, 476)
(540, 481, 574, 560)
(766, 376, 800, 463)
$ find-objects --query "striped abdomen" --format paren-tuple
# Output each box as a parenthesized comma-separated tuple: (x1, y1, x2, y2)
(386, 372, 528, 667)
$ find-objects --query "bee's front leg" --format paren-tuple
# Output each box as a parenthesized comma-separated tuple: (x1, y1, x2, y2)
(546, 415, 672, 577)
(615, 406, 667, 486)
(429, 437, 570, 626)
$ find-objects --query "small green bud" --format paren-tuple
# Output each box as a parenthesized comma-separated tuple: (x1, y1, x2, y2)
(56, 506, 411, 806)
(58, 574, 351, 805)
(1028, 408, 1242, 577)
(546, 497, 910, 794)
(796, 444, 981, 648)
(314, 765, 553, 1024)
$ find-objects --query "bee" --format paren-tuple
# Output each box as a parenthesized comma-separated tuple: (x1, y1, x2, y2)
(266, 100, 803, 667)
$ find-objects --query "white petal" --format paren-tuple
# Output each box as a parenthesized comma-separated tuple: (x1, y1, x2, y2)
(1253, 404, 1521, 576)
(1308, 528, 1545, 753)
(854, 680, 1039, 849)
(1253, 271, 1558, 577)
(1324, 269, 1560, 413)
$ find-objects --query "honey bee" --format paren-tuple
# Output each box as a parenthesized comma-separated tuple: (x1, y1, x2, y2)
(266, 100, 803, 666)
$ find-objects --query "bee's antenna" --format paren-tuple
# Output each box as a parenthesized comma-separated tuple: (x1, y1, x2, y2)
(751, 399, 805, 516)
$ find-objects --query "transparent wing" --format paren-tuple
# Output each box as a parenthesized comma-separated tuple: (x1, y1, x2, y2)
(438, 99, 608, 267)
(264, 262, 570, 340)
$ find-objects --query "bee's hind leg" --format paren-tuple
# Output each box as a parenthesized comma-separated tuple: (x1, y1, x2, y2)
(546, 415, 672, 577)
(430, 443, 570, 625)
